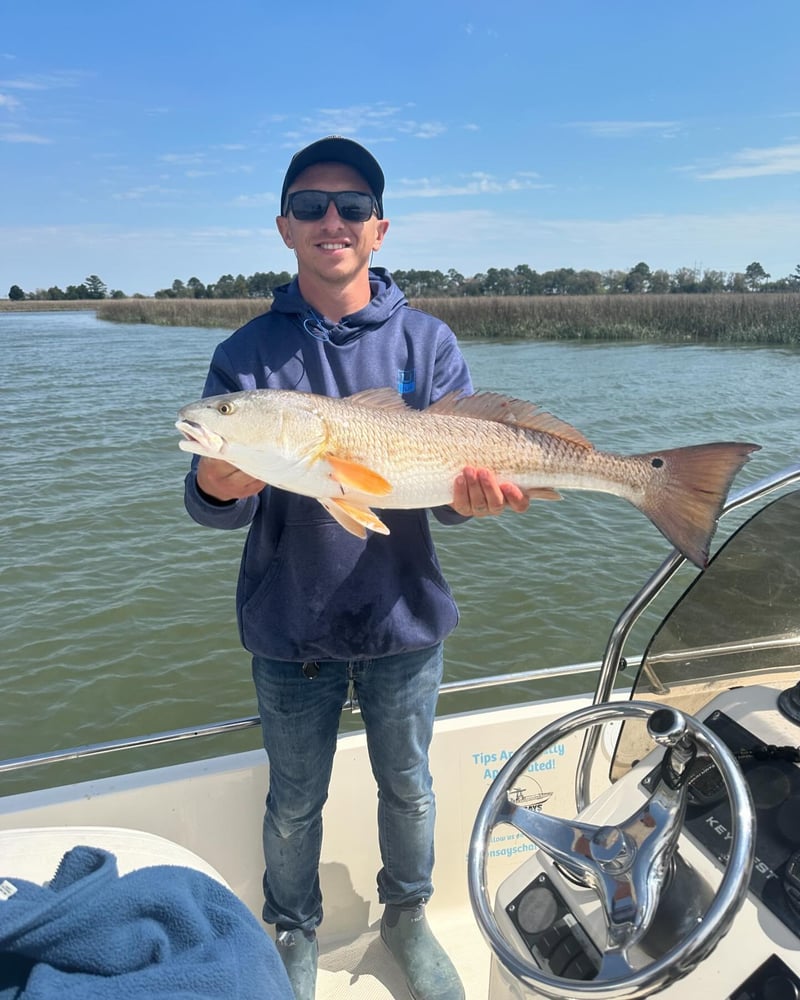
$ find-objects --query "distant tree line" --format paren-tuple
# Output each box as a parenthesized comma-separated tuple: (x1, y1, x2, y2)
(8, 261, 800, 302)
(390, 261, 800, 296)
(153, 272, 294, 299)
(8, 275, 124, 301)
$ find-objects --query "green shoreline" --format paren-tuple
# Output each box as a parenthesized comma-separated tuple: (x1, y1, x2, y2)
(2, 293, 798, 344)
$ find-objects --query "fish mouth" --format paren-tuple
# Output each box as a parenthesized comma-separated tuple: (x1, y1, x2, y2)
(175, 419, 204, 445)
(175, 419, 225, 457)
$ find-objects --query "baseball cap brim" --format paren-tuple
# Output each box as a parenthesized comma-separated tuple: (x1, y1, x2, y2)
(280, 136, 385, 218)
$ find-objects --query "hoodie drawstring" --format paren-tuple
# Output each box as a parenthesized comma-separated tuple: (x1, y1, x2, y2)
(302, 309, 330, 342)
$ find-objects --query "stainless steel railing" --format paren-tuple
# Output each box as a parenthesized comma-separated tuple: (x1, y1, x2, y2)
(0, 659, 607, 776)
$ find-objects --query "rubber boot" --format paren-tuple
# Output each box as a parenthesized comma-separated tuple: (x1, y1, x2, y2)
(381, 903, 465, 1000)
(275, 928, 318, 1000)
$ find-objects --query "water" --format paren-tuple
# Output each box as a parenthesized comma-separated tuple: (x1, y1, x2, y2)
(2, 311, 798, 791)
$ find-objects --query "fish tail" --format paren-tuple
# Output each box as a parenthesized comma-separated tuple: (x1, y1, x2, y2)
(634, 441, 760, 568)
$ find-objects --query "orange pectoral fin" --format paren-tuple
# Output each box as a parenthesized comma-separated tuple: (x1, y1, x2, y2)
(325, 454, 393, 496)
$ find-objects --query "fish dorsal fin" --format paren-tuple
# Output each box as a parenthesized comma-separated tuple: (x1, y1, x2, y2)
(427, 391, 592, 449)
(343, 388, 411, 411)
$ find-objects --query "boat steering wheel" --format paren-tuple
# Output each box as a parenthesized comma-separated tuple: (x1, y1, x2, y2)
(468, 701, 755, 999)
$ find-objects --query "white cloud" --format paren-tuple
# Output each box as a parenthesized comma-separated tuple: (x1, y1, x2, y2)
(159, 152, 209, 167)
(566, 120, 682, 139)
(396, 120, 447, 140)
(230, 191, 277, 208)
(0, 93, 20, 110)
(391, 172, 549, 199)
(694, 142, 800, 180)
(111, 185, 183, 201)
(0, 70, 87, 91)
(0, 130, 51, 144)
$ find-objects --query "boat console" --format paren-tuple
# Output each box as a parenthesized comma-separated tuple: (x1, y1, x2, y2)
(475, 683, 800, 999)
(471, 480, 800, 999)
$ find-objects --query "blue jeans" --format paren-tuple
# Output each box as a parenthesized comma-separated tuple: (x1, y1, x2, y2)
(251, 644, 443, 932)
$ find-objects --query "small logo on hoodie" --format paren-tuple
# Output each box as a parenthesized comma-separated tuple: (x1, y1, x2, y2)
(397, 369, 415, 394)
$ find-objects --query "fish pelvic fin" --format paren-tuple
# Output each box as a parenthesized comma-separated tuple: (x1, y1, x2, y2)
(325, 454, 393, 496)
(427, 391, 592, 448)
(635, 441, 760, 568)
(318, 498, 391, 537)
(525, 487, 563, 501)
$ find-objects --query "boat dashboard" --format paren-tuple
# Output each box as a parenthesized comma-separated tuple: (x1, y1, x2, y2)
(475, 477, 800, 999)
(488, 681, 800, 999)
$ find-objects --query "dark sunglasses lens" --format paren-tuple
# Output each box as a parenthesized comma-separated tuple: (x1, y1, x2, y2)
(289, 192, 328, 220)
(336, 193, 374, 221)
(289, 191, 375, 222)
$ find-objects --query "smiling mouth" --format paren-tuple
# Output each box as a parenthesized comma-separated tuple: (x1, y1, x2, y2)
(319, 242, 349, 250)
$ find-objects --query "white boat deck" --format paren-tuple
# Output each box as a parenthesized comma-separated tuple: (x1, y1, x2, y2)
(0, 697, 645, 1000)
(317, 912, 490, 1000)
(0, 696, 593, 999)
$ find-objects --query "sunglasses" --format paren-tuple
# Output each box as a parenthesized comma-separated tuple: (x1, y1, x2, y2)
(285, 190, 378, 222)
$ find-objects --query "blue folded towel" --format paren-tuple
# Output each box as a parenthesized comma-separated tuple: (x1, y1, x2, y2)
(0, 845, 293, 998)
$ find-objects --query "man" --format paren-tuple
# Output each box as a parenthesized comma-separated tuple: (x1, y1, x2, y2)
(183, 136, 528, 1000)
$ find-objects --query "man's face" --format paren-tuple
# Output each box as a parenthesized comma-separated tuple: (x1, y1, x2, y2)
(276, 162, 389, 285)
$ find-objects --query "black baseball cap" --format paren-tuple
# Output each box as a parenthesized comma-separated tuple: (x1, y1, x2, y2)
(280, 136, 385, 218)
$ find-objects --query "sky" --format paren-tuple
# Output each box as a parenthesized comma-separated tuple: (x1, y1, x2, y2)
(2, 1, 799, 297)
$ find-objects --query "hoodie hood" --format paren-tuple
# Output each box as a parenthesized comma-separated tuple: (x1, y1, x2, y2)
(269, 267, 408, 345)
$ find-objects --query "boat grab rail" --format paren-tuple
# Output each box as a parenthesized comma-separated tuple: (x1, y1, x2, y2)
(575, 461, 800, 813)
(0, 658, 613, 777)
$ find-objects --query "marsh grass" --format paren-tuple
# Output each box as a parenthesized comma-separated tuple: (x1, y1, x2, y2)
(0, 299, 97, 312)
(95, 297, 271, 330)
(421, 294, 800, 344)
(4, 293, 798, 343)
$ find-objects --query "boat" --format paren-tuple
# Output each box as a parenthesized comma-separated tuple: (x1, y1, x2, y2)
(1, 461, 799, 998)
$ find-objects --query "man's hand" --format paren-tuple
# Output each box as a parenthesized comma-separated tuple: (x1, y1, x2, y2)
(451, 467, 530, 518)
(196, 457, 266, 501)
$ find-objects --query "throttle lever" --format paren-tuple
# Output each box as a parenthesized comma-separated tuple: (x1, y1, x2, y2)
(649, 708, 698, 790)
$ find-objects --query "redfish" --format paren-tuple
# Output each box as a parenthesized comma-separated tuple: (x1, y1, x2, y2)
(176, 388, 759, 567)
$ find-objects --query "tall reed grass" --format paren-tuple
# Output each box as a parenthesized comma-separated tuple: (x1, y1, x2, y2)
(4, 294, 798, 343)
(0, 299, 97, 313)
(421, 294, 800, 344)
(95, 297, 271, 330)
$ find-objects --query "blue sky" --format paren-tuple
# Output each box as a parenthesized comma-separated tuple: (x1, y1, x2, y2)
(2, 1, 799, 296)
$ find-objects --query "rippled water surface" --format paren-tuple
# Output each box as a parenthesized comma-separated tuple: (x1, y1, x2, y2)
(2, 311, 798, 789)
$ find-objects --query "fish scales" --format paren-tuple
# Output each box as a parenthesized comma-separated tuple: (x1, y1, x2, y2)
(176, 387, 760, 567)
(316, 406, 660, 504)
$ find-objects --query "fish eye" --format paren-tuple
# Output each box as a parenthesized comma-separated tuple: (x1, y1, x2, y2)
(216, 400, 237, 415)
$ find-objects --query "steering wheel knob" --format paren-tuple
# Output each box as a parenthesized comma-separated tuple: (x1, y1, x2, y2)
(648, 707, 689, 747)
(590, 826, 632, 871)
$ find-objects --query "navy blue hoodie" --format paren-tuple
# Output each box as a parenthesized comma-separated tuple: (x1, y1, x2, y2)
(183, 268, 474, 662)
